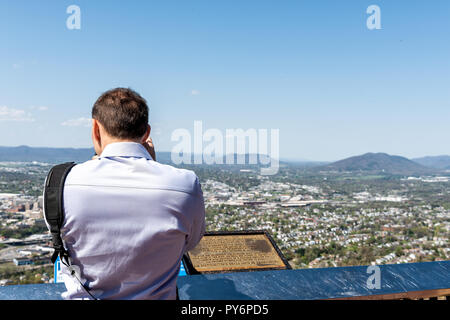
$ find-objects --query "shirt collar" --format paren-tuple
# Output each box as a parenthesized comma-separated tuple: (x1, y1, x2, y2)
(99, 142, 153, 160)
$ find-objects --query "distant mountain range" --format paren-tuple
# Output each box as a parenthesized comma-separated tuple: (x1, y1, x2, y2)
(0, 146, 447, 176)
(0, 147, 293, 166)
(412, 155, 450, 170)
(0, 146, 94, 163)
(312, 152, 438, 175)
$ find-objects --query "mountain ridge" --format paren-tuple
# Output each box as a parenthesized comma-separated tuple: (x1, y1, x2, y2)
(0, 146, 446, 175)
(310, 152, 438, 175)
(412, 155, 450, 170)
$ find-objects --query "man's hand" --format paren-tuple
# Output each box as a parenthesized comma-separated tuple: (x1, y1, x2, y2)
(142, 137, 156, 161)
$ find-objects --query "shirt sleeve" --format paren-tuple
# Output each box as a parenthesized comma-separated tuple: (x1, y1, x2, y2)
(184, 176, 206, 252)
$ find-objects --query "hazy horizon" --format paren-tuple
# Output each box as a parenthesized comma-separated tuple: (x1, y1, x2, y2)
(0, 144, 449, 163)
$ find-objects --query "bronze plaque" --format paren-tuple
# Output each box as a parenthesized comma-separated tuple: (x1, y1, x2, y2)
(183, 231, 290, 274)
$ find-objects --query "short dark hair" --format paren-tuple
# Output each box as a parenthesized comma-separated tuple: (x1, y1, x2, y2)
(92, 88, 149, 139)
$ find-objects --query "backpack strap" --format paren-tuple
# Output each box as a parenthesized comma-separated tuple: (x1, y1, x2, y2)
(43, 162, 76, 264)
(43, 162, 99, 300)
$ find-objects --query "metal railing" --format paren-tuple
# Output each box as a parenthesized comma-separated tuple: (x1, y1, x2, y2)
(0, 260, 449, 300)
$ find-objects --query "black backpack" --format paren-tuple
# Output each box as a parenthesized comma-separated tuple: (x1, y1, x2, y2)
(44, 162, 97, 299)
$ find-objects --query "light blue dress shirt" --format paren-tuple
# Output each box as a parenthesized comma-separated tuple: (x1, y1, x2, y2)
(49, 142, 205, 299)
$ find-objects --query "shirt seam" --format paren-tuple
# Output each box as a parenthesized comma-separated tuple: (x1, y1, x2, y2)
(65, 183, 199, 196)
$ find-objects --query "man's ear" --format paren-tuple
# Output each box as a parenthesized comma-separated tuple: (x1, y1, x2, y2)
(92, 119, 102, 147)
(141, 124, 151, 142)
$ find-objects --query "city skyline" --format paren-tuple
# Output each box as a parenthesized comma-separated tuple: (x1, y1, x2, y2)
(1, 1, 449, 161)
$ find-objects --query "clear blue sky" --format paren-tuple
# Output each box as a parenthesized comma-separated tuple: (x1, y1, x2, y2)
(0, 1, 449, 161)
